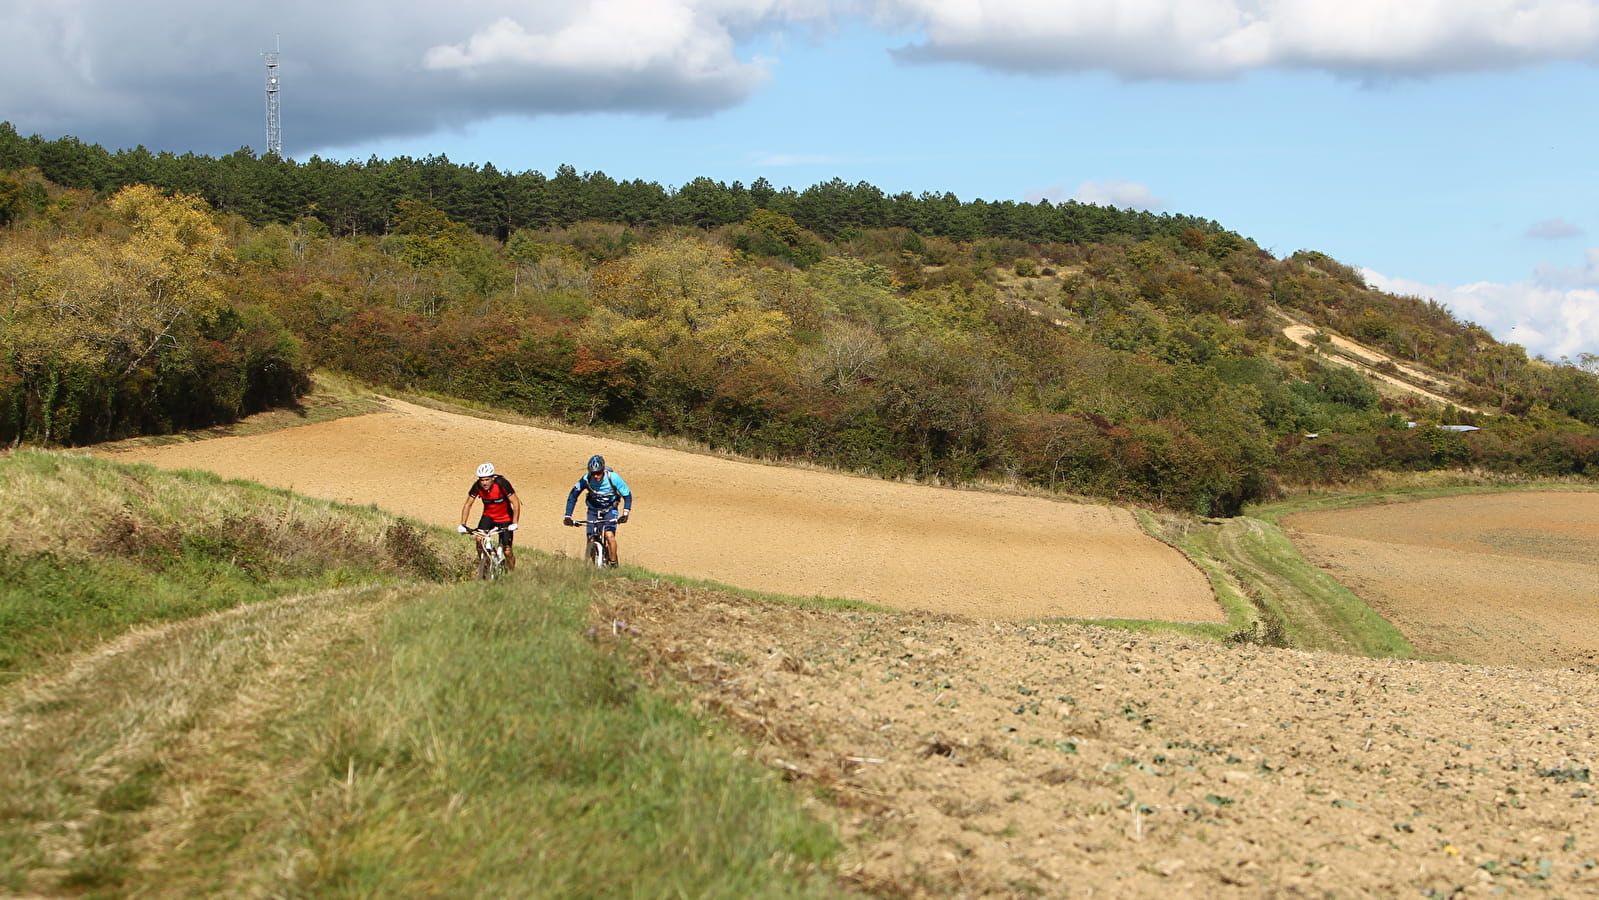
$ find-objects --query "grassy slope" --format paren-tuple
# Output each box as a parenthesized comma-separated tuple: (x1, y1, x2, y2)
(0, 451, 848, 898)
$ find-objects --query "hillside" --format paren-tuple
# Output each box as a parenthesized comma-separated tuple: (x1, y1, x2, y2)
(3, 134, 1597, 519)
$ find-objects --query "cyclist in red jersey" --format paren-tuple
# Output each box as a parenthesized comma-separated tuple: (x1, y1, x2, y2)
(458, 462, 522, 571)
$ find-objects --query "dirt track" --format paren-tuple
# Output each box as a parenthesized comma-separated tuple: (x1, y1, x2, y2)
(104, 397, 1220, 623)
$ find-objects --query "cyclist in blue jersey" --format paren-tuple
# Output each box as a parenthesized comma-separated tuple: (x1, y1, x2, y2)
(563, 454, 632, 567)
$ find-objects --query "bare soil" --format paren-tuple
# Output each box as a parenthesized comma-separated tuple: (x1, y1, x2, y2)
(594, 581, 1599, 897)
(99, 401, 1599, 897)
(104, 397, 1218, 622)
(1283, 493, 1599, 670)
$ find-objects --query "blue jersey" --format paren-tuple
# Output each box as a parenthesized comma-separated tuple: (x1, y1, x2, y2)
(566, 469, 632, 517)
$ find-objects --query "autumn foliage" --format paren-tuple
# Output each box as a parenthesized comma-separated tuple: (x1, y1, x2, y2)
(2, 129, 1596, 512)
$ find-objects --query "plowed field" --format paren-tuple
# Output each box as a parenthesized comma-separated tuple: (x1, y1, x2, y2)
(1283, 493, 1599, 668)
(105, 397, 1219, 622)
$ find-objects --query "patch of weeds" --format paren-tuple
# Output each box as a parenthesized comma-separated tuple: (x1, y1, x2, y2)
(383, 521, 457, 581)
(1003, 876, 1045, 897)
(96, 506, 182, 566)
(1120, 701, 1153, 729)
(1479, 857, 1556, 885)
(1226, 616, 1287, 648)
(1116, 791, 1153, 815)
(1537, 765, 1591, 784)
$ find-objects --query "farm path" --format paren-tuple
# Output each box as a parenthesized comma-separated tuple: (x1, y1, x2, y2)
(0, 584, 407, 896)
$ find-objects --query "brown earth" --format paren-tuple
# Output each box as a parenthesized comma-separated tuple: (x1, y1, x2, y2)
(1283, 493, 1599, 670)
(97, 402, 1599, 897)
(596, 581, 1599, 898)
(103, 396, 1218, 623)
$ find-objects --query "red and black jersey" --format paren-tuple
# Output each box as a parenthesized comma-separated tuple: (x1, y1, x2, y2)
(468, 475, 517, 523)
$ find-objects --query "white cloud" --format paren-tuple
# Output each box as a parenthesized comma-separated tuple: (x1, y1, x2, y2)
(423, 3, 749, 80)
(0, 0, 805, 154)
(1028, 179, 1165, 210)
(879, 0, 1599, 77)
(1364, 254, 1599, 361)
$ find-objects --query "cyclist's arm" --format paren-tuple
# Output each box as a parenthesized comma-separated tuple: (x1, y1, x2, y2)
(564, 481, 584, 518)
(509, 491, 522, 525)
(460, 495, 477, 528)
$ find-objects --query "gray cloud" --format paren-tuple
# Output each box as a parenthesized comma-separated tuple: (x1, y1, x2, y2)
(4, 1, 1599, 157)
(1527, 218, 1586, 240)
(0, 0, 791, 156)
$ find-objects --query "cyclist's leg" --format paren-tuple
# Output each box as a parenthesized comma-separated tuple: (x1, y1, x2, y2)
(602, 509, 620, 567)
(498, 521, 517, 571)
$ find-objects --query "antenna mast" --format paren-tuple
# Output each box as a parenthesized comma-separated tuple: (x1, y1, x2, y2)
(262, 37, 282, 156)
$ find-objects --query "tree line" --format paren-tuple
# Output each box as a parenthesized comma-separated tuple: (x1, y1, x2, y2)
(0, 122, 1238, 247)
(2, 131, 1596, 514)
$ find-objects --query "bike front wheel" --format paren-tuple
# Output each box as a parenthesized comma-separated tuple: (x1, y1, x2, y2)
(586, 539, 606, 569)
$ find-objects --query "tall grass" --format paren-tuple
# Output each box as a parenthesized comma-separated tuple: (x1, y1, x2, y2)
(0, 449, 459, 683)
(0, 452, 848, 897)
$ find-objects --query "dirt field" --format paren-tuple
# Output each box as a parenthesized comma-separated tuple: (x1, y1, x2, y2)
(103, 397, 1219, 623)
(591, 580, 1599, 897)
(1283, 493, 1599, 669)
(95, 402, 1599, 897)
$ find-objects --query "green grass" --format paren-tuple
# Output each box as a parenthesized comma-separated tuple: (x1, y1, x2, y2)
(1178, 513, 1414, 657)
(219, 571, 845, 899)
(1059, 506, 1418, 658)
(0, 448, 460, 684)
(0, 452, 851, 898)
(90, 369, 387, 452)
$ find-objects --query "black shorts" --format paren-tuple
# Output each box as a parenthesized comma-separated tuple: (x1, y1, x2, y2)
(478, 516, 514, 547)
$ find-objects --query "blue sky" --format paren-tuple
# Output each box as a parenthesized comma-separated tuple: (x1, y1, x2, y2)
(4, 1, 1598, 361)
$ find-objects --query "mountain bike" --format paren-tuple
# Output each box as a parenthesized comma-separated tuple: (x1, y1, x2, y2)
(568, 515, 622, 569)
(466, 526, 508, 580)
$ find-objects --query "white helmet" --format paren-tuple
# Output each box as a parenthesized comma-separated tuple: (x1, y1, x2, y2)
(476, 462, 496, 477)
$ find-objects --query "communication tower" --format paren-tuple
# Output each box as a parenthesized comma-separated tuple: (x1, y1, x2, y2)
(263, 38, 282, 156)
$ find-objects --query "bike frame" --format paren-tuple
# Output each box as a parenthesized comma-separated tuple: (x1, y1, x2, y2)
(467, 526, 507, 579)
(569, 511, 622, 569)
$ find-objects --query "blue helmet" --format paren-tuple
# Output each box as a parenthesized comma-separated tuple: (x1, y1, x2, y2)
(587, 454, 606, 475)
